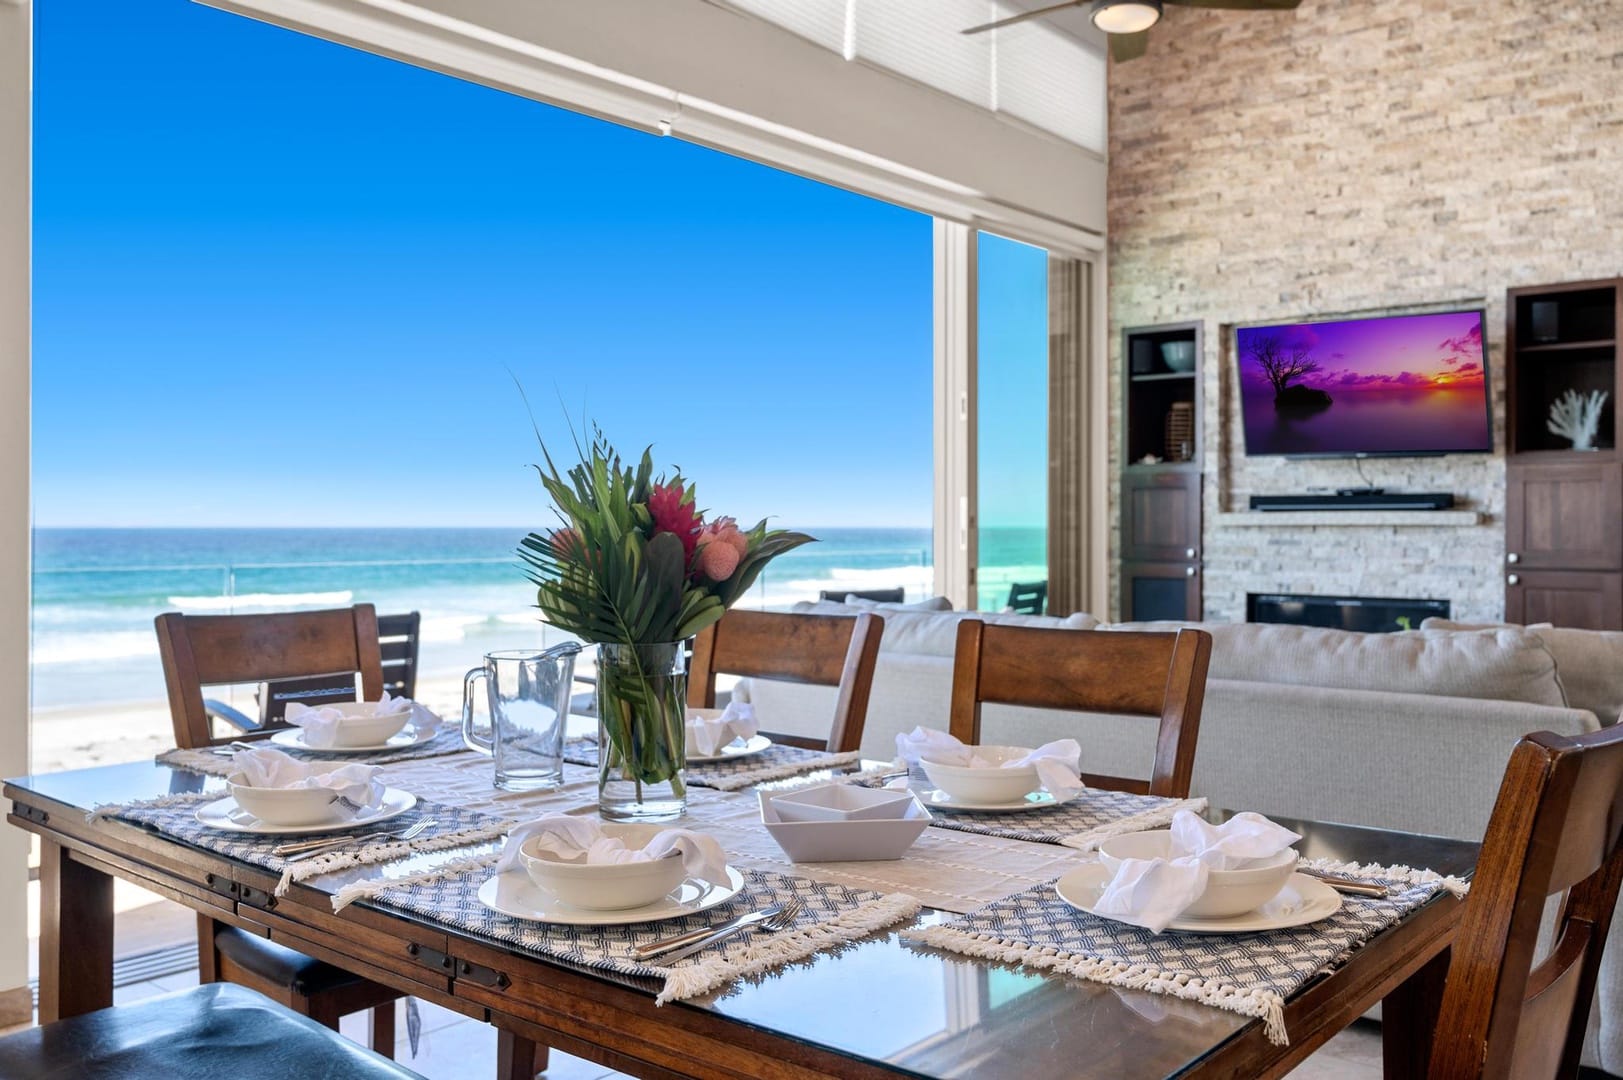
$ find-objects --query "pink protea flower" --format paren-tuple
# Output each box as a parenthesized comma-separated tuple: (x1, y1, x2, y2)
(696, 517, 748, 581)
(647, 482, 703, 563)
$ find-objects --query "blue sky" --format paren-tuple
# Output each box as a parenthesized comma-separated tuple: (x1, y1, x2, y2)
(32, 0, 942, 528)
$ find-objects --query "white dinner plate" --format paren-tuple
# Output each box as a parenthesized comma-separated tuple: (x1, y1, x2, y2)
(269, 726, 437, 754)
(478, 865, 746, 926)
(687, 735, 773, 764)
(195, 787, 418, 835)
(1054, 864, 1343, 934)
(924, 788, 1071, 814)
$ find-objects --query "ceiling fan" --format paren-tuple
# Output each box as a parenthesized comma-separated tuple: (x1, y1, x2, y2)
(962, 0, 1302, 62)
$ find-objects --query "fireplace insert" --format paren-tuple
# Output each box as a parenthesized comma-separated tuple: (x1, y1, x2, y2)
(1247, 593, 1449, 633)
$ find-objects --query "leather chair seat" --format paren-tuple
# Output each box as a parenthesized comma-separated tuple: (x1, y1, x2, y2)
(0, 983, 424, 1079)
(213, 924, 374, 997)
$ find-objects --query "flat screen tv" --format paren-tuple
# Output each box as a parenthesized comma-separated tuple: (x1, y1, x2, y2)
(1235, 309, 1492, 458)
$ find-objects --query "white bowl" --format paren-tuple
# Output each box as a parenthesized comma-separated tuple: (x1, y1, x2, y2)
(769, 784, 917, 823)
(920, 746, 1041, 806)
(320, 703, 413, 748)
(518, 823, 690, 911)
(758, 791, 931, 862)
(1098, 829, 1298, 919)
(228, 782, 350, 827)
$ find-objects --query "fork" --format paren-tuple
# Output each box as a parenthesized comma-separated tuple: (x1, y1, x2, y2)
(639, 900, 804, 964)
(275, 817, 437, 861)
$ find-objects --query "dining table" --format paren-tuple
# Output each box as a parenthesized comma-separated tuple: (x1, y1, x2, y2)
(5, 740, 1476, 1080)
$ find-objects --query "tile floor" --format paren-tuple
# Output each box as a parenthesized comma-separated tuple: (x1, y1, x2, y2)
(26, 892, 1384, 1079)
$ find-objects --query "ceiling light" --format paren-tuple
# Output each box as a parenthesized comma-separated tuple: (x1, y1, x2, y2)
(1090, 0, 1162, 34)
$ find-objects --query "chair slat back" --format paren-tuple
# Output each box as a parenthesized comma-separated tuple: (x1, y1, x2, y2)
(688, 610, 883, 753)
(155, 605, 386, 749)
(817, 587, 905, 604)
(377, 611, 422, 701)
(947, 621, 1211, 798)
(1432, 726, 1623, 1079)
(1004, 581, 1047, 615)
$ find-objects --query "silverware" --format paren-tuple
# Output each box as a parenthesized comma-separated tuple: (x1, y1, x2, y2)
(633, 899, 803, 963)
(275, 818, 437, 862)
(1298, 866, 1389, 898)
(209, 740, 265, 757)
(658, 900, 804, 964)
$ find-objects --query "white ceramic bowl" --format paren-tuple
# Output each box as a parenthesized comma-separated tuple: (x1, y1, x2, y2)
(1097, 830, 1298, 919)
(320, 703, 413, 748)
(920, 746, 1040, 806)
(769, 784, 916, 823)
(228, 782, 349, 827)
(758, 791, 931, 862)
(519, 823, 690, 911)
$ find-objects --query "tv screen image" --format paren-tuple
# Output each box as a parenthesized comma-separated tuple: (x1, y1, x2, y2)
(1235, 310, 1492, 457)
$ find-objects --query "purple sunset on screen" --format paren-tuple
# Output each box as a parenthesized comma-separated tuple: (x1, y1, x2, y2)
(1236, 310, 1492, 457)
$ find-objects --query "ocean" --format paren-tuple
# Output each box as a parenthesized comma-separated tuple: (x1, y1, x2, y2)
(31, 527, 1045, 710)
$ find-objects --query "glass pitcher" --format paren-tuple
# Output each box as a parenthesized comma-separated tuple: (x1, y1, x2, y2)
(461, 643, 582, 791)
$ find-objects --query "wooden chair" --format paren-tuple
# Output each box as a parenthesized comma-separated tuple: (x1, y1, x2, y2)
(154, 605, 400, 1058)
(1430, 725, 1623, 1078)
(947, 620, 1212, 798)
(818, 587, 905, 604)
(688, 609, 884, 752)
(378, 611, 422, 700)
(1004, 580, 1047, 615)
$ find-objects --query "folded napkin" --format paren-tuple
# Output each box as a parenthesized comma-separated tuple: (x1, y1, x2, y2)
(895, 726, 1085, 802)
(1093, 811, 1302, 933)
(686, 701, 758, 757)
(226, 747, 386, 812)
(285, 691, 436, 748)
(495, 814, 731, 887)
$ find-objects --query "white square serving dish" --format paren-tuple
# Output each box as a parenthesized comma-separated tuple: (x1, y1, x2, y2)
(767, 783, 917, 823)
(758, 789, 931, 862)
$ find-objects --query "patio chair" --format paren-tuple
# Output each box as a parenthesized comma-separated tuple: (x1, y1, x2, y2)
(819, 587, 906, 604)
(1004, 580, 1046, 614)
(1430, 725, 1623, 1078)
(947, 620, 1213, 798)
(0, 983, 424, 1079)
(689, 609, 885, 752)
(153, 605, 401, 1058)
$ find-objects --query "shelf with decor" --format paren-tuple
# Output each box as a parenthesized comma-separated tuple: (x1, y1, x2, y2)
(1119, 321, 1203, 620)
(1504, 278, 1623, 629)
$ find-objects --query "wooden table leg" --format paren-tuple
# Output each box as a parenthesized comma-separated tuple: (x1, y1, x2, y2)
(37, 839, 114, 1022)
(1381, 945, 1451, 1079)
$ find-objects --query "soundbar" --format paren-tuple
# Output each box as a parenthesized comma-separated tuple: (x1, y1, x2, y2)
(1249, 492, 1456, 511)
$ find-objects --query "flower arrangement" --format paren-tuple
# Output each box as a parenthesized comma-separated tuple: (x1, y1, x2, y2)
(519, 428, 814, 815)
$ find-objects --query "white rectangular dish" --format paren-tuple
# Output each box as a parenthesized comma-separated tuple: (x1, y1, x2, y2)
(767, 783, 916, 823)
(758, 789, 931, 862)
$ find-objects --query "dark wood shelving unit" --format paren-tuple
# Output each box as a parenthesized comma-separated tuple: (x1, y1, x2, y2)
(1119, 321, 1203, 621)
(1504, 278, 1623, 629)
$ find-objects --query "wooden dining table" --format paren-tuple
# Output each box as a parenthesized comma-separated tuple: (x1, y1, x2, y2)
(6, 759, 1476, 1079)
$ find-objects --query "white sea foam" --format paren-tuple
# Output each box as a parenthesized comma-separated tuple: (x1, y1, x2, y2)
(164, 590, 355, 611)
(32, 630, 160, 665)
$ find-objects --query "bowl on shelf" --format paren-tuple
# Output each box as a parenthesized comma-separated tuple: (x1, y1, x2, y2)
(920, 746, 1041, 805)
(518, 823, 689, 911)
(1098, 830, 1297, 919)
(228, 781, 352, 827)
(768, 783, 916, 823)
(1159, 340, 1197, 372)
(759, 790, 931, 862)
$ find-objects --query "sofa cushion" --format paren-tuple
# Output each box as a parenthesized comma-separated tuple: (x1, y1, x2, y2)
(791, 601, 1099, 656)
(1109, 621, 1566, 707)
(1424, 617, 1623, 726)
(840, 594, 954, 612)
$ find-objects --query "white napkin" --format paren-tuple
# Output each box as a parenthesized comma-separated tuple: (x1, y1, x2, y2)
(1093, 811, 1302, 933)
(686, 701, 758, 757)
(226, 747, 385, 811)
(495, 814, 731, 887)
(1170, 811, 1301, 870)
(285, 692, 427, 748)
(894, 726, 1085, 801)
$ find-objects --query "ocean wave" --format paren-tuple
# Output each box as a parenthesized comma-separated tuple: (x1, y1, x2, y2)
(32, 630, 160, 665)
(165, 590, 355, 611)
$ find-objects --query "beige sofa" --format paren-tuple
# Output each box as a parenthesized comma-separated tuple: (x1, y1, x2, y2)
(737, 604, 1623, 1069)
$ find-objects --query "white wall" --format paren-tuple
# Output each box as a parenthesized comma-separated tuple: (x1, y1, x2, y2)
(0, 0, 33, 1005)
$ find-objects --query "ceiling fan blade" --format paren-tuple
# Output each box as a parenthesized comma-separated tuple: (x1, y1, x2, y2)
(961, 0, 1085, 35)
(1110, 30, 1150, 62)
(1166, 0, 1302, 9)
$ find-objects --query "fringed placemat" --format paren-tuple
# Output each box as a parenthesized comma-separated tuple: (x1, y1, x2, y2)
(904, 858, 1468, 1046)
(91, 792, 511, 897)
(156, 729, 471, 776)
(923, 789, 1209, 851)
(563, 737, 864, 792)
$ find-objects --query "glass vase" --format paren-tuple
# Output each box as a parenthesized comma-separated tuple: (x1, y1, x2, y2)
(595, 641, 687, 821)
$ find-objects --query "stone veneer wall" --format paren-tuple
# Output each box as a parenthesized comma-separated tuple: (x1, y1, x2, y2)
(1107, 0, 1623, 622)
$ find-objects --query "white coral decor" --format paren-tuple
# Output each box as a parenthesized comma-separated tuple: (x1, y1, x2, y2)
(1547, 388, 1609, 451)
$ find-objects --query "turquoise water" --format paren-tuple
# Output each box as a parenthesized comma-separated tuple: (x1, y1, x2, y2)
(31, 526, 1044, 708)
